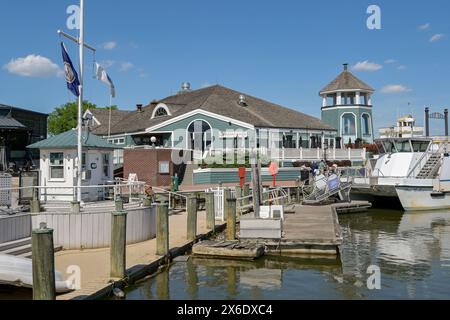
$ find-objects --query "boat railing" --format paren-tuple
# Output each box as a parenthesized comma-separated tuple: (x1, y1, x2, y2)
(407, 143, 448, 178)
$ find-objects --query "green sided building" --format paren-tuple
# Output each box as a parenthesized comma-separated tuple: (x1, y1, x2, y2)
(320, 64, 375, 145)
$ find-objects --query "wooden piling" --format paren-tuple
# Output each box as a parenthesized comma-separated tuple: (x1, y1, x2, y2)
(115, 197, 124, 211)
(205, 192, 215, 231)
(187, 197, 198, 241)
(143, 197, 152, 207)
(156, 204, 169, 256)
(243, 184, 250, 208)
(225, 191, 237, 241)
(30, 187, 41, 213)
(30, 200, 41, 213)
(296, 179, 301, 203)
(235, 186, 243, 212)
(110, 210, 128, 279)
(71, 201, 81, 214)
(262, 189, 269, 206)
(32, 223, 56, 300)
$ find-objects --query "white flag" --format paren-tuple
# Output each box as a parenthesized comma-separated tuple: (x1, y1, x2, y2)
(95, 63, 116, 98)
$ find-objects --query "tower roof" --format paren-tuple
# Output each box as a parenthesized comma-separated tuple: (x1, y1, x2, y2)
(320, 65, 375, 94)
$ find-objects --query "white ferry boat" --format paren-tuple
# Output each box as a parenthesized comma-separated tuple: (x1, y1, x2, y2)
(396, 143, 450, 211)
(349, 137, 434, 204)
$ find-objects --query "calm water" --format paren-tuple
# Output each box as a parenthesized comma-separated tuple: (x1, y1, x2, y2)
(123, 209, 450, 300)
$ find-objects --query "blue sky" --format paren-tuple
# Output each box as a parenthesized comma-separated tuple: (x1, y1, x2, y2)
(0, 0, 449, 135)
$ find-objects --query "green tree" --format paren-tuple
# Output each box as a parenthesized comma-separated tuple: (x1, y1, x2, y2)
(48, 101, 117, 135)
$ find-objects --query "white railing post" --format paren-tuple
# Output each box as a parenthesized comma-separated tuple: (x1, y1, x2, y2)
(348, 148, 351, 160)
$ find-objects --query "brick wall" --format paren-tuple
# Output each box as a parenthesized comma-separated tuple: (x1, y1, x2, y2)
(124, 149, 174, 187)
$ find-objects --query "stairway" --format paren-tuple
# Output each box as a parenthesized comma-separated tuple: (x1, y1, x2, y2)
(417, 154, 442, 179)
(0, 238, 32, 258)
(0, 238, 63, 259)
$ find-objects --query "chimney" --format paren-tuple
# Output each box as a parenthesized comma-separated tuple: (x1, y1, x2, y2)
(238, 94, 247, 106)
(343, 63, 349, 71)
(180, 82, 191, 93)
(136, 104, 143, 113)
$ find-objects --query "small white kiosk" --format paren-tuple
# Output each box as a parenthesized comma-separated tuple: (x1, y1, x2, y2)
(28, 129, 117, 202)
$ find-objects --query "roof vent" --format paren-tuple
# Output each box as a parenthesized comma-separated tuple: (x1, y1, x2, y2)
(181, 82, 191, 93)
(239, 94, 247, 106)
(136, 104, 143, 112)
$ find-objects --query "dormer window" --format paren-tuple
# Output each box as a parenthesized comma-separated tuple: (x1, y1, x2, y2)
(151, 103, 171, 119)
(155, 108, 168, 117)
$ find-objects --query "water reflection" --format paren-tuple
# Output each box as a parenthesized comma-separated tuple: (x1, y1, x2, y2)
(123, 209, 450, 300)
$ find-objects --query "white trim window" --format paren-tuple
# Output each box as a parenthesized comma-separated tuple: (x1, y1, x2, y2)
(102, 154, 111, 178)
(108, 138, 125, 145)
(361, 113, 372, 137)
(342, 113, 356, 136)
(49, 153, 65, 180)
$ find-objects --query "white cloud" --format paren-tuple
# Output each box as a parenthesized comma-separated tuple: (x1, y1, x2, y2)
(352, 60, 383, 72)
(397, 65, 407, 70)
(3, 54, 62, 78)
(430, 34, 445, 42)
(101, 41, 117, 50)
(119, 62, 134, 72)
(384, 59, 396, 64)
(381, 84, 411, 94)
(419, 23, 430, 31)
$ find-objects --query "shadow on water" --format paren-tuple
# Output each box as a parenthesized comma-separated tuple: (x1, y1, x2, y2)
(123, 208, 450, 300)
(123, 255, 344, 300)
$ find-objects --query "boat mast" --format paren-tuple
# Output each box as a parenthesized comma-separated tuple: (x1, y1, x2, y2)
(77, 0, 85, 203)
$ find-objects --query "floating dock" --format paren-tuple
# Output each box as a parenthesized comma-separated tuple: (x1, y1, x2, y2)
(192, 241, 265, 260)
(262, 204, 343, 256)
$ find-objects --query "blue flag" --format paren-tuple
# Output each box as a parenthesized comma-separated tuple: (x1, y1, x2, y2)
(61, 42, 80, 97)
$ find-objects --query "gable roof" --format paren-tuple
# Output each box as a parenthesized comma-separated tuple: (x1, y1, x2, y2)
(320, 70, 374, 94)
(88, 109, 133, 136)
(27, 129, 118, 150)
(0, 116, 28, 130)
(96, 85, 335, 135)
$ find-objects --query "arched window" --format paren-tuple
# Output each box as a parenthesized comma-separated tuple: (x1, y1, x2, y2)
(188, 120, 212, 152)
(362, 114, 371, 136)
(151, 104, 171, 119)
(154, 108, 168, 117)
(342, 114, 356, 135)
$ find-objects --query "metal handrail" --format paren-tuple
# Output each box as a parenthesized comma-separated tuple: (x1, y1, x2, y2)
(407, 143, 448, 178)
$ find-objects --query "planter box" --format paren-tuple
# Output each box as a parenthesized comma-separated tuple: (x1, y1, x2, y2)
(193, 168, 302, 185)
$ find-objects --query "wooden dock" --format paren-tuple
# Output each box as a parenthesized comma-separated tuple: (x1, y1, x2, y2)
(263, 204, 343, 256)
(192, 241, 265, 260)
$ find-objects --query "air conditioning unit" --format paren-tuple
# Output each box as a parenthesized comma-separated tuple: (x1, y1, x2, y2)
(82, 170, 92, 180)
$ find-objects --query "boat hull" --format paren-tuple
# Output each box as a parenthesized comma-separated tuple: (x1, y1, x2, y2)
(396, 186, 450, 211)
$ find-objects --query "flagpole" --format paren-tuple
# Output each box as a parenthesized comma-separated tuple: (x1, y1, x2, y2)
(108, 95, 112, 138)
(77, 0, 85, 203)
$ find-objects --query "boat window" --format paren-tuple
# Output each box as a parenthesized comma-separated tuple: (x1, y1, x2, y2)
(411, 141, 430, 152)
(375, 141, 385, 153)
(382, 141, 397, 153)
(395, 141, 412, 152)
